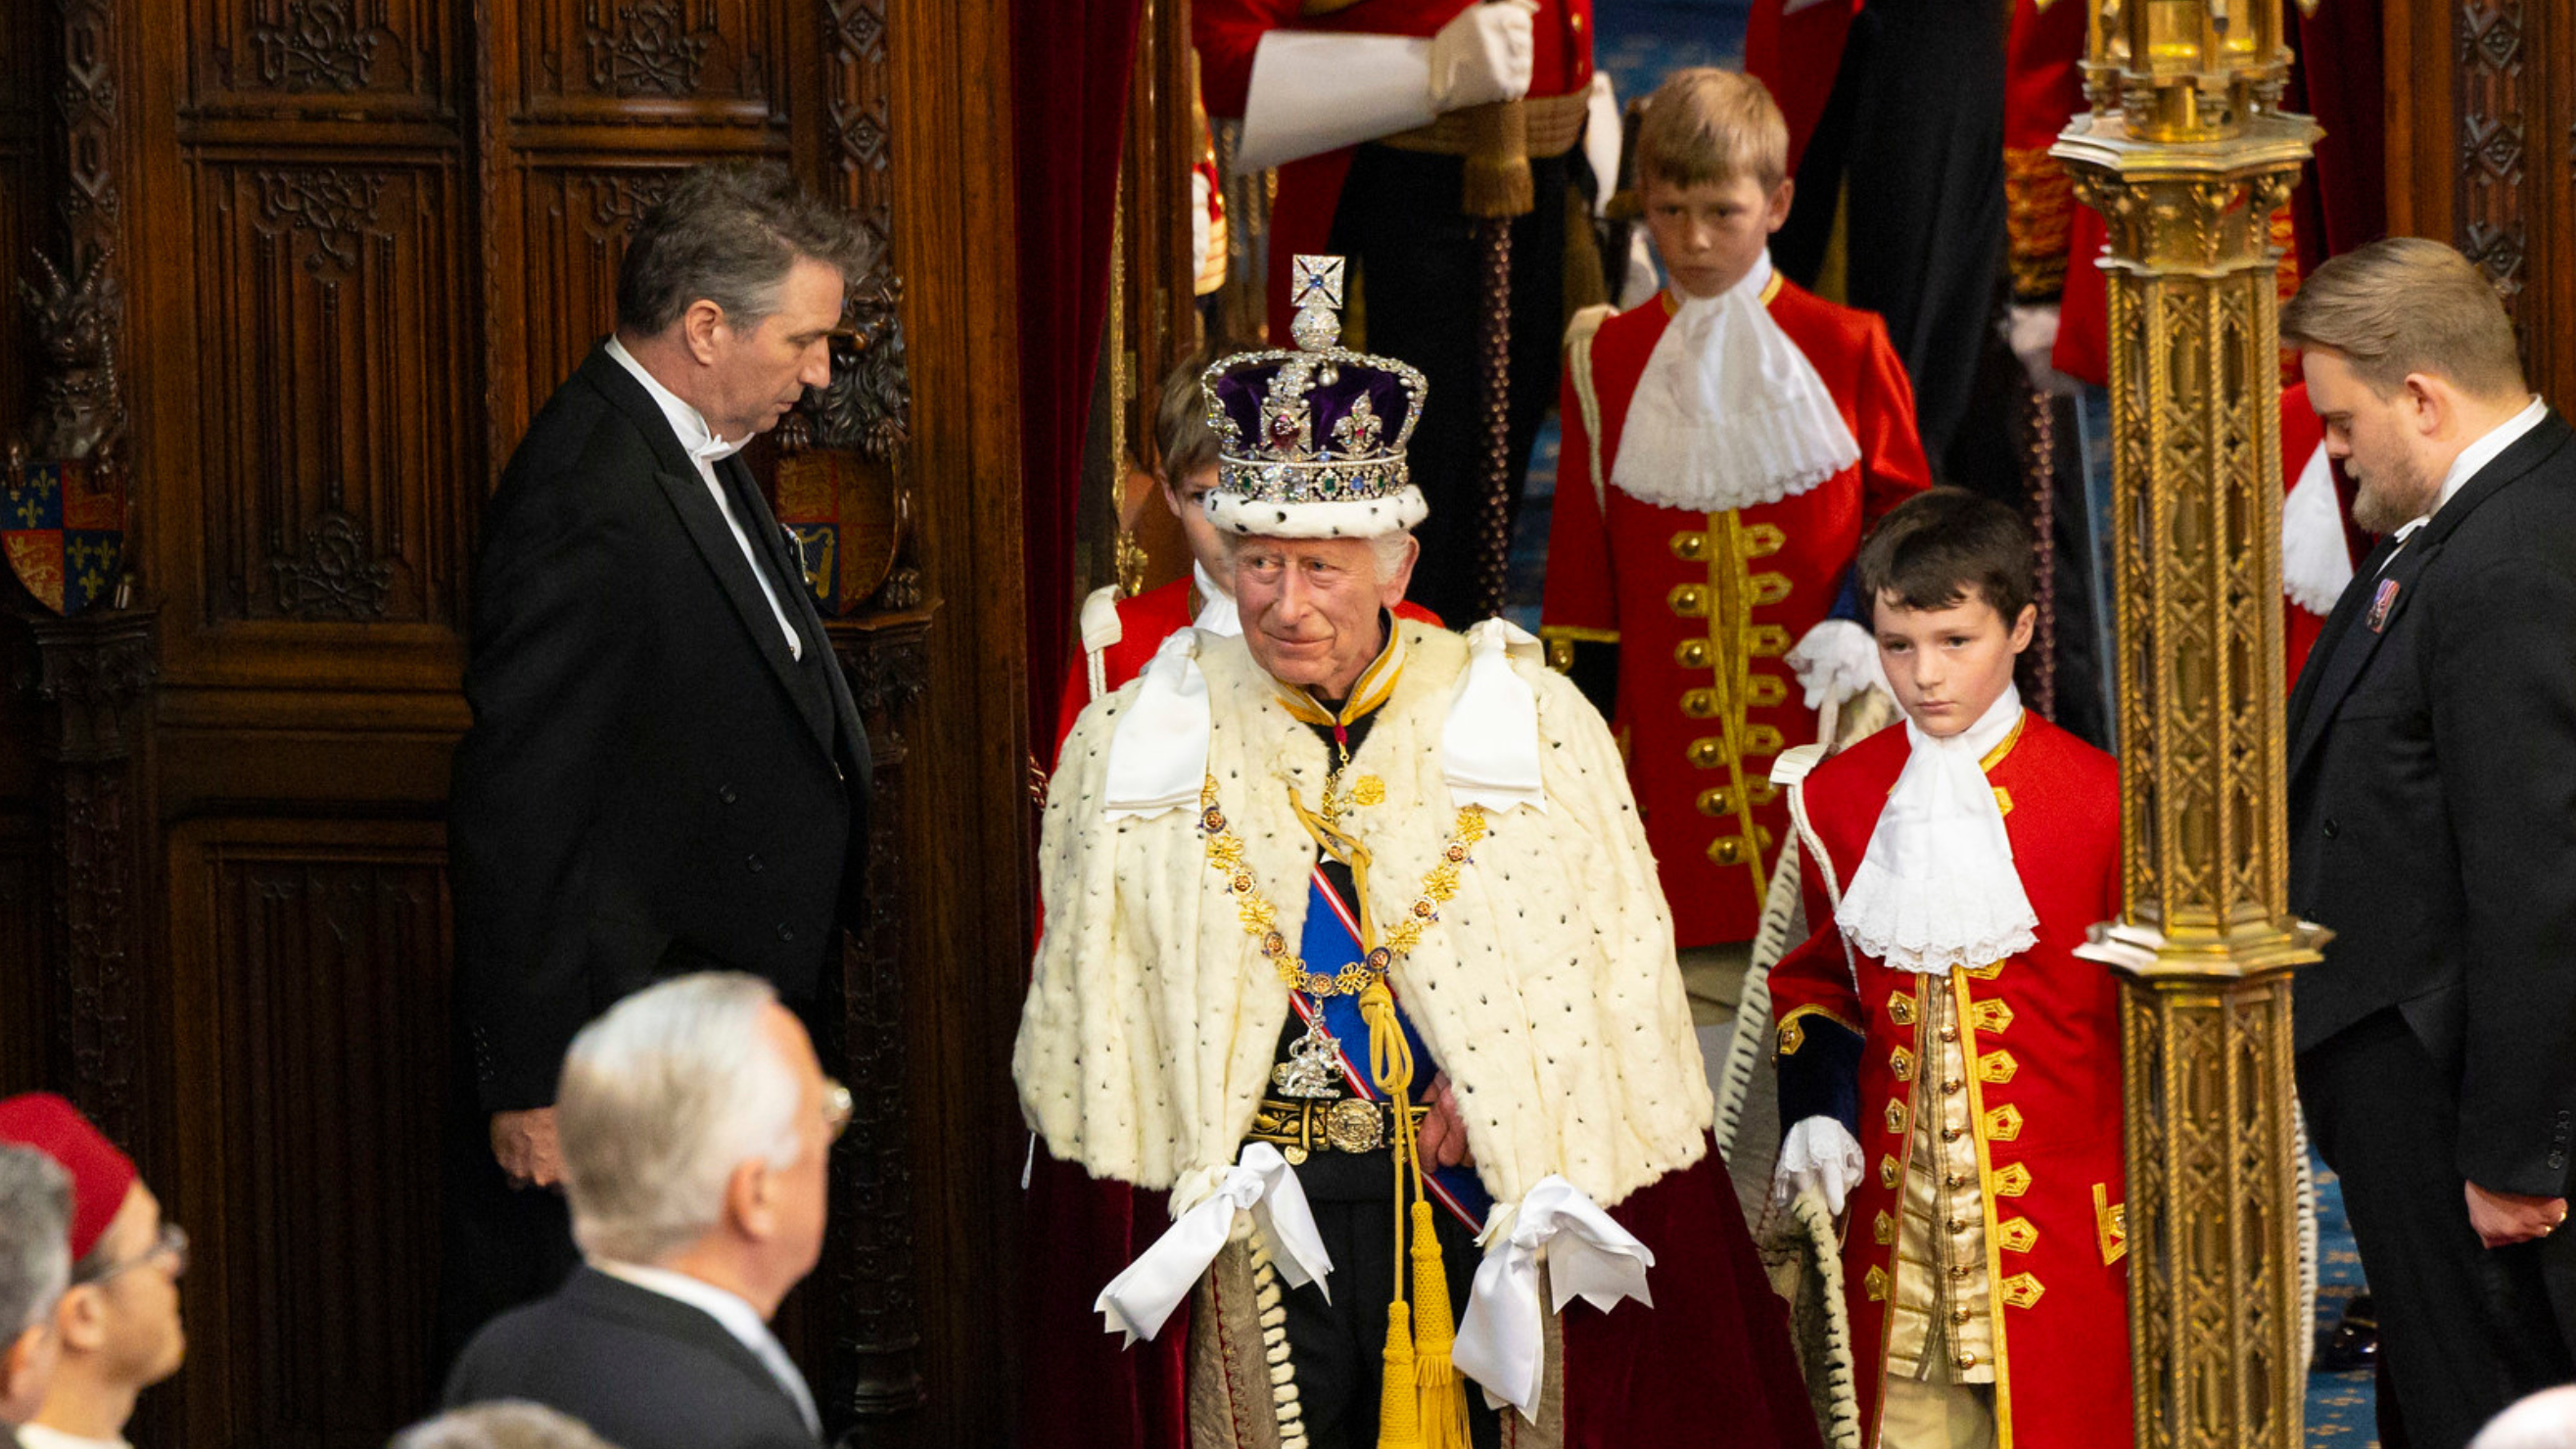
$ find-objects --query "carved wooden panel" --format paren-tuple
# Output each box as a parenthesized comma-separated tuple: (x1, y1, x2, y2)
(0, 0, 41, 438)
(190, 0, 454, 118)
(190, 161, 473, 627)
(2451, 0, 2573, 419)
(165, 818, 451, 1449)
(516, 164, 682, 413)
(0, 824, 46, 1092)
(512, 0, 789, 125)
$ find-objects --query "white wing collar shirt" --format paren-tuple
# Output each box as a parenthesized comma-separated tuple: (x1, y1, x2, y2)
(592, 1259, 822, 1436)
(604, 334, 805, 660)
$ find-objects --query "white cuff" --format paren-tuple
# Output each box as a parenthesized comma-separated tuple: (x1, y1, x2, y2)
(1443, 619, 1548, 815)
(1236, 32, 1436, 172)
(1582, 71, 1620, 213)
(1451, 1176, 1656, 1420)
(1785, 619, 1889, 715)
(1770, 1115, 1865, 1215)
(1102, 630, 1209, 819)
(1094, 1144, 1334, 1345)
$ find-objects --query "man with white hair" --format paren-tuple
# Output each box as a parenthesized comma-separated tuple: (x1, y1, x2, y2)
(1016, 256, 1817, 1449)
(0, 1145, 71, 1447)
(444, 973, 845, 1449)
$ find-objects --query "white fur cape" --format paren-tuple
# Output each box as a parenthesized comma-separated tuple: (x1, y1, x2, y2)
(1014, 621, 1713, 1213)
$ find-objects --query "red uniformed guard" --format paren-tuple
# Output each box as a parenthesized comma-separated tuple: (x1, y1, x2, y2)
(1056, 358, 1443, 764)
(1542, 70, 1931, 971)
(1194, 0, 1600, 626)
(1765, 491, 2130, 1449)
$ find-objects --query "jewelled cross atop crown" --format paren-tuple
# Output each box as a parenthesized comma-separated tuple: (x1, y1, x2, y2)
(1199, 255, 1429, 538)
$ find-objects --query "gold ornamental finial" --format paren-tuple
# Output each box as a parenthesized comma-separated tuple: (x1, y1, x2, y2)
(2082, 0, 2293, 141)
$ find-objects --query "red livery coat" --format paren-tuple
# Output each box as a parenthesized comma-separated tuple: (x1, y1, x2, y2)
(1194, 0, 1594, 329)
(1542, 278, 1931, 947)
(1769, 715, 2132, 1449)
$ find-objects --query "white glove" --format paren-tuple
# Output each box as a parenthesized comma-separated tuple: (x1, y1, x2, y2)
(1428, 0, 1537, 115)
(1770, 1115, 1867, 1216)
(2005, 303, 2080, 397)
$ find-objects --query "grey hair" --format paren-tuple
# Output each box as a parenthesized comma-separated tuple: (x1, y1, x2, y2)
(557, 972, 803, 1265)
(616, 163, 876, 335)
(390, 1402, 619, 1449)
(1221, 530, 1420, 585)
(0, 1145, 69, 1336)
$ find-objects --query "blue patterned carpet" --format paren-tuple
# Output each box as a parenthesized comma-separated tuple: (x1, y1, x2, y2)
(2310, 1155, 2378, 1445)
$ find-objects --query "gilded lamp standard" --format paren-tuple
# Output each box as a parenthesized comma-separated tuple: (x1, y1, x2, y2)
(2051, 3, 2327, 1447)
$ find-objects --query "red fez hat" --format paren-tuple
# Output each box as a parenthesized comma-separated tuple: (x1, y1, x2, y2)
(0, 1093, 136, 1261)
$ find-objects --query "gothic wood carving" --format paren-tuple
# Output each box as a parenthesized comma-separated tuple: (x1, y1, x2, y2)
(516, 0, 783, 120)
(15, 607, 157, 1150)
(2457, 0, 2530, 308)
(12, 245, 124, 466)
(823, 610, 930, 1425)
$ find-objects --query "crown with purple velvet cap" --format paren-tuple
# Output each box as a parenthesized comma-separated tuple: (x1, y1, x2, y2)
(1199, 255, 1429, 539)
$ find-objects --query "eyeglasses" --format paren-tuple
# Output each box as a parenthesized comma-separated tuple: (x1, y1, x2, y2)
(822, 1079, 853, 1144)
(72, 1222, 187, 1287)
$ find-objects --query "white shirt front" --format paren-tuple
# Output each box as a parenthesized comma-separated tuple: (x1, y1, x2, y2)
(16, 1425, 130, 1449)
(592, 1259, 820, 1436)
(603, 335, 804, 660)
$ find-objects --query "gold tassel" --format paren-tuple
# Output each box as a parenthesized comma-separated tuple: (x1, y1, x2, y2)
(1409, 1198, 1474, 1448)
(1460, 101, 1534, 219)
(1380, 1298, 1424, 1449)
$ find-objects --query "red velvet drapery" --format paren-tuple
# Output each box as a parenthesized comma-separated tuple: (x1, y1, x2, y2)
(1012, 0, 1147, 751)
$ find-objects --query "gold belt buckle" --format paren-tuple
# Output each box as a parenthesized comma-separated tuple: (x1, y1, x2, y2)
(1323, 1098, 1385, 1153)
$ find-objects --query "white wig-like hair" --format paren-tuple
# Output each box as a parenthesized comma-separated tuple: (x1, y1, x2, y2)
(556, 972, 803, 1265)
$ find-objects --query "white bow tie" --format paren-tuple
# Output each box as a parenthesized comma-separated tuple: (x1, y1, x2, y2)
(691, 432, 750, 465)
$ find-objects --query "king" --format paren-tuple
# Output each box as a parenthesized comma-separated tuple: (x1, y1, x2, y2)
(1014, 256, 1822, 1449)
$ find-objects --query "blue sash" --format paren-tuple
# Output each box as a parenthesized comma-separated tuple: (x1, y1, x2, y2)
(1297, 868, 1492, 1232)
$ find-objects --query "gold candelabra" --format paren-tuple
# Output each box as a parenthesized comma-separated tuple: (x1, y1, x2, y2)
(2052, 4, 2326, 1446)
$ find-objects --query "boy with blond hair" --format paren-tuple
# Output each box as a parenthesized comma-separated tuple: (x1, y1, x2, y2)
(1542, 69, 1931, 1008)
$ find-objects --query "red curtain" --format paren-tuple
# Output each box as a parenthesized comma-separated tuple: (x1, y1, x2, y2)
(1013, 0, 1146, 750)
(2287, 2, 2387, 268)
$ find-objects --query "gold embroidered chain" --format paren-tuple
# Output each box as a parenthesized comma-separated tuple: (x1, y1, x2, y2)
(1197, 775, 1488, 997)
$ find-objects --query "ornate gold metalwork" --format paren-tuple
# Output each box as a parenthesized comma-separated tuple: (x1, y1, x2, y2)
(2054, 7, 2328, 1446)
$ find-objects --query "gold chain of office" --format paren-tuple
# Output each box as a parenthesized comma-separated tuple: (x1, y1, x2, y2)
(1196, 774, 1487, 998)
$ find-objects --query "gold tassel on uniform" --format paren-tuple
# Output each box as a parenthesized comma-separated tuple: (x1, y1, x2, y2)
(1410, 1196, 1474, 1448)
(1460, 101, 1534, 219)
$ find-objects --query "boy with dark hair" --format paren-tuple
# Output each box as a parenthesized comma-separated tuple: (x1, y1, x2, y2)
(1764, 490, 2131, 1449)
(1541, 68, 1930, 1016)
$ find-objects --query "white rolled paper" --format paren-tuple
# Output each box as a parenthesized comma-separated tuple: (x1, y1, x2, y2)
(1450, 1175, 1657, 1420)
(1093, 1143, 1334, 1347)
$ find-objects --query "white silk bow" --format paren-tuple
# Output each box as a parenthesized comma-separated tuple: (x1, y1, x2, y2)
(1450, 1176, 1656, 1420)
(1093, 1144, 1334, 1347)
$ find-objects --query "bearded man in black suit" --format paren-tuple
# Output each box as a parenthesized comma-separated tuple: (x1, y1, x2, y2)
(2286, 237, 2576, 1449)
(443, 163, 872, 1355)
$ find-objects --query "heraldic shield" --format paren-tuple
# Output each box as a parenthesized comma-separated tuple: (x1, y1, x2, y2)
(2, 458, 124, 616)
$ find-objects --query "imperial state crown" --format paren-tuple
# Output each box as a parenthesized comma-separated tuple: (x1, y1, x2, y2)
(1199, 254, 1429, 539)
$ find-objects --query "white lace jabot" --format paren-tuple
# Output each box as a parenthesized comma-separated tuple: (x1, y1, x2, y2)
(1834, 685, 2037, 975)
(1609, 251, 1860, 514)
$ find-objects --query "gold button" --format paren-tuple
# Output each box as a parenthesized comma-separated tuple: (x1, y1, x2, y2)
(1950, 1308, 1972, 1325)
(1668, 531, 1709, 561)
(1941, 1078, 1962, 1095)
(1940, 1026, 1959, 1043)
(1945, 1173, 1969, 1189)
(1942, 1128, 1964, 1143)
(1570, 11, 1584, 28)
(1680, 687, 1719, 719)
(1673, 637, 1710, 669)
(1947, 1217, 1968, 1234)
(1696, 786, 1738, 817)
(1949, 1265, 1971, 1279)
(1668, 584, 1710, 618)
(1954, 1353, 1978, 1371)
